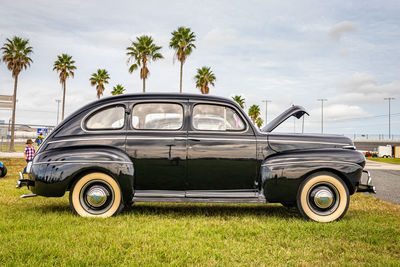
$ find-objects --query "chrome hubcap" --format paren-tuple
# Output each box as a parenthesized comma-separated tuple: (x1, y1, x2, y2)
(307, 182, 340, 216)
(313, 189, 334, 209)
(86, 186, 107, 207)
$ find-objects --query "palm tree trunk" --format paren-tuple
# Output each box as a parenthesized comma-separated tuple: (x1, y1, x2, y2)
(179, 61, 183, 93)
(62, 80, 66, 120)
(143, 78, 145, 93)
(9, 75, 18, 152)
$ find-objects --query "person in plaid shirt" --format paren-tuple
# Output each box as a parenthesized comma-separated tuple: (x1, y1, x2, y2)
(23, 139, 36, 174)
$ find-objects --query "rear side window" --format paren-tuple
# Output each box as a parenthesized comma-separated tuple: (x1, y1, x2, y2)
(132, 103, 183, 130)
(192, 104, 246, 131)
(85, 106, 125, 130)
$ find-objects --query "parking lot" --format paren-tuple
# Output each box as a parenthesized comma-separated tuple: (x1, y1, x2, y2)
(364, 160, 400, 204)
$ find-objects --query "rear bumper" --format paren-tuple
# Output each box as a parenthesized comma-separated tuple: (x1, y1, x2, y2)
(356, 170, 376, 194)
(16, 172, 35, 188)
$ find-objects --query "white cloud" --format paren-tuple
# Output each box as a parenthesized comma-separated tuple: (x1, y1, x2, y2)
(332, 72, 400, 104)
(310, 104, 368, 122)
(202, 28, 237, 45)
(329, 21, 357, 41)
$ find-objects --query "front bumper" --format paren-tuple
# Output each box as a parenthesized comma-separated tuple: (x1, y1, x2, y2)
(357, 170, 376, 194)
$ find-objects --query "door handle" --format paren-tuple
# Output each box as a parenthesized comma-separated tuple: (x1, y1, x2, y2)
(188, 138, 200, 142)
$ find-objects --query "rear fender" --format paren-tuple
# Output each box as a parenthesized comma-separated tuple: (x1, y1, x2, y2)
(29, 146, 134, 203)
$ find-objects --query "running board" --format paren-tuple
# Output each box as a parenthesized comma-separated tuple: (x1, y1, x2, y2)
(132, 196, 266, 204)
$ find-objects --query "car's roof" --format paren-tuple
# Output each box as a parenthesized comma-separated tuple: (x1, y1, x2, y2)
(97, 93, 235, 104)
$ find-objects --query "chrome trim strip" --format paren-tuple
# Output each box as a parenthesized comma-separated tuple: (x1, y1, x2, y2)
(33, 160, 133, 165)
(134, 190, 185, 198)
(127, 137, 176, 140)
(187, 137, 256, 142)
(186, 190, 258, 198)
(262, 160, 361, 167)
(268, 139, 349, 146)
(48, 136, 257, 143)
(132, 196, 266, 204)
(47, 137, 124, 144)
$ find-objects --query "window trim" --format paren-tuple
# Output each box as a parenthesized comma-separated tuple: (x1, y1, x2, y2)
(130, 102, 185, 131)
(83, 104, 126, 131)
(191, 103, 247, 132)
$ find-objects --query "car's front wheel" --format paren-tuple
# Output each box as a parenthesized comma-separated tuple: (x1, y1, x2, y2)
(297, 172, 349, 222)
(69, 172, 124, 217)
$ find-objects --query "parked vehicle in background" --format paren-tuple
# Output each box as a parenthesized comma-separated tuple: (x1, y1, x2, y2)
(0, 162, 7, 177)
(16, 93, 375, 222)
(394, 146, 400, 158)
(378, 145, 392, 158)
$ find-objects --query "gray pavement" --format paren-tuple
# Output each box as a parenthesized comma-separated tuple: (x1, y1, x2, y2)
(0, 152, 24, 158)
(364, 160, 400, 204)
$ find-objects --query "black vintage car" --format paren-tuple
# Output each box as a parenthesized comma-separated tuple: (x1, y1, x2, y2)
(17, 93, 375, 222)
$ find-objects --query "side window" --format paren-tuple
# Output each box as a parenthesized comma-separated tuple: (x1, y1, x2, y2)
(85, 106, 125, 130)
(132, 103, 183, 130)
(192, 104, 245, 131)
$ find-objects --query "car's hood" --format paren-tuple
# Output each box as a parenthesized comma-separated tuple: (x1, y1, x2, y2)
(261, 105, 309, 132)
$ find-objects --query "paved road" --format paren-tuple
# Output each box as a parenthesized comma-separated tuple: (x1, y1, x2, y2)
(0, 152, 24, 158)
(364, 160, 400, 204)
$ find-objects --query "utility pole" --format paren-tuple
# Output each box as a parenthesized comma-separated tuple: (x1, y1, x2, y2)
(384, 97, 395, 139)
(317, 99, 328, 134)
(56, 99, 61, 125)
(262, 100, 271, 125)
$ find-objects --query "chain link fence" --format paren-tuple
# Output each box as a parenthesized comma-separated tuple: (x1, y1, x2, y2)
(0, 123, 55, 151)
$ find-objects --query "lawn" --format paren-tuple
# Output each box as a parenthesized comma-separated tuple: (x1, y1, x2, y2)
(367, 157, 400, 165)
(0, 158, 399, 266)
(0, 144, 26, 152)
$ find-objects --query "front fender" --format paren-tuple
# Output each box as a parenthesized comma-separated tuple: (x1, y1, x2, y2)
(29, 146, 134, 203)
(261, 149, 365, 203)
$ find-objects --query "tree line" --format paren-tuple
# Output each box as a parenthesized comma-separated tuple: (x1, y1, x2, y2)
(1, 28, 261, 151)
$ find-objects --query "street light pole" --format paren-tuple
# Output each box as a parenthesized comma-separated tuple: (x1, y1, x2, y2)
(384, 97, 395, 139)
(317, 99, 328, 134)
(56, 99, 61, 125)
(262, 100, 271, 125)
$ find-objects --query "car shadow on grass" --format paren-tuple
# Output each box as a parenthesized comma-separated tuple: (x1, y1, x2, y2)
(123, 203, 302, 220)
(32, 200, 302, 220)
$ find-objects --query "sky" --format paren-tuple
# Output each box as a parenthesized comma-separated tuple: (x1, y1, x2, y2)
(0, 0, 399, 137)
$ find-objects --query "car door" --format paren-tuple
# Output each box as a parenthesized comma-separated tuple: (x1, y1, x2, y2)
(186, 101, 258, 196)
(125, 100, 188, 197)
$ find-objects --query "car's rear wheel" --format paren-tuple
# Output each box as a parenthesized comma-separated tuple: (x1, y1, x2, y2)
(297, 172, 349, 222)
(69, 172, 124, 217)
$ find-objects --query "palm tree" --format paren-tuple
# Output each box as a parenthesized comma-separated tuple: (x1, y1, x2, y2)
(126, 35, 163, 93)
(256, 117, 264, 129)
(232, 95, 245, 109)
(111, 84, 125, 95)
(90, 69, 110, 99)
(169, 26, 196, 93)
(1, 36, 33, 152)
(248, 105, 261, 124)
(53, 54, 76, 121)
(194, 66, 216, 94)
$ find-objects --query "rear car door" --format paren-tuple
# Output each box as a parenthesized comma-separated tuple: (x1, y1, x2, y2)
(125, 101, 188, 196)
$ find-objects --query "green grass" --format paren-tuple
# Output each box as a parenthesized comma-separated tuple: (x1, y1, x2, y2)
(1, 144, 27, 152)
(1, 158, 399, 266)
(367, 157, 400, 165)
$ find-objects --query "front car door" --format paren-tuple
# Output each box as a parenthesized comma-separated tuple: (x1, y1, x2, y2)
(125, 100, 188, 197)
(186, 101, 258, 198)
